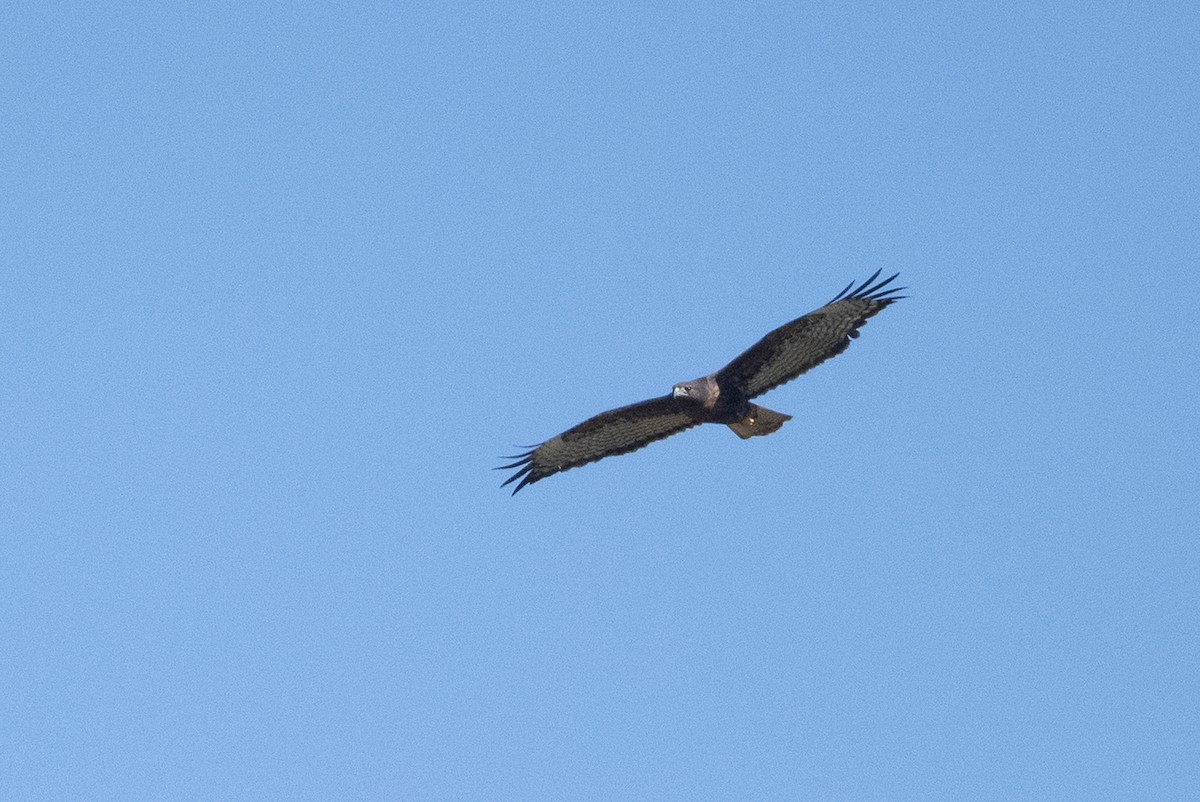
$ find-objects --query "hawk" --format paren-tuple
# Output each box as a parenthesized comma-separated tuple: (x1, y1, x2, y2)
(500, 270, 905, 493)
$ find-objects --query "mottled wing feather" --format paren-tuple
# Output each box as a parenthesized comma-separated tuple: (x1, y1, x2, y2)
(715, 270, 905, 399)
(499, 396, 705, 493)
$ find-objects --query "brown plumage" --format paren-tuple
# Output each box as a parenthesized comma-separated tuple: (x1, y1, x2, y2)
(500, 270, 905, 493)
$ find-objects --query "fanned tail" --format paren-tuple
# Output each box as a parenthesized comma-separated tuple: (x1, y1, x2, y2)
(727, 405, 791, 440)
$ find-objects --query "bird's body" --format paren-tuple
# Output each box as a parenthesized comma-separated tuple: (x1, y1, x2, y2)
(500, 270, 904, 493)
(670, 372, 792, 439)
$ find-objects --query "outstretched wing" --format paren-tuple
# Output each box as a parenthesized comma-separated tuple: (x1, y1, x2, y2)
(715, 270, 905, 399)
(499, 395, 706, 493)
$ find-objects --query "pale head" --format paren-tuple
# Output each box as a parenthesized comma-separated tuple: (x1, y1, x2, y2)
(672, 374, 720, 409)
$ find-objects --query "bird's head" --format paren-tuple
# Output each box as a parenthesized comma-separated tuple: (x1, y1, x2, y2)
(672, 375, 719, 408)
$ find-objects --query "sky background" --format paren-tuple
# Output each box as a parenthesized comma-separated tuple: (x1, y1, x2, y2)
(3, 2, 1198, 798)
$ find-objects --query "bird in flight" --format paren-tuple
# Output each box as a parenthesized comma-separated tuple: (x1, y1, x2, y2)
(500, 270, 905, 493)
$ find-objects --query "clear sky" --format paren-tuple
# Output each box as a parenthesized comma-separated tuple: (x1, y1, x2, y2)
(4, 2, 1198, 799)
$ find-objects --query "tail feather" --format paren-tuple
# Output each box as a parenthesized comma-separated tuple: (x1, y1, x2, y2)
(727, 405, 791, 440)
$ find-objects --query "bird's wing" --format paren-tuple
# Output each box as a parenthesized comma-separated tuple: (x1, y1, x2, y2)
(715, 270, 905, 399)
(499, 395, 706, 493)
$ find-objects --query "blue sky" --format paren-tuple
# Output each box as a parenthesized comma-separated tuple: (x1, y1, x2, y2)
(4, 2, 1198, 798)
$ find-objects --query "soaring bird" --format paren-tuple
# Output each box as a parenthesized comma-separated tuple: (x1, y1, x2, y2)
(500, 270, 904, 493)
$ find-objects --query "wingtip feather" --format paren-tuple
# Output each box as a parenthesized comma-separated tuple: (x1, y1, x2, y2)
(828, 271, 906, 305)
(827, 269, 907, 305)
(827, 278, 856, 305)
(500, 463, 533, 487)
